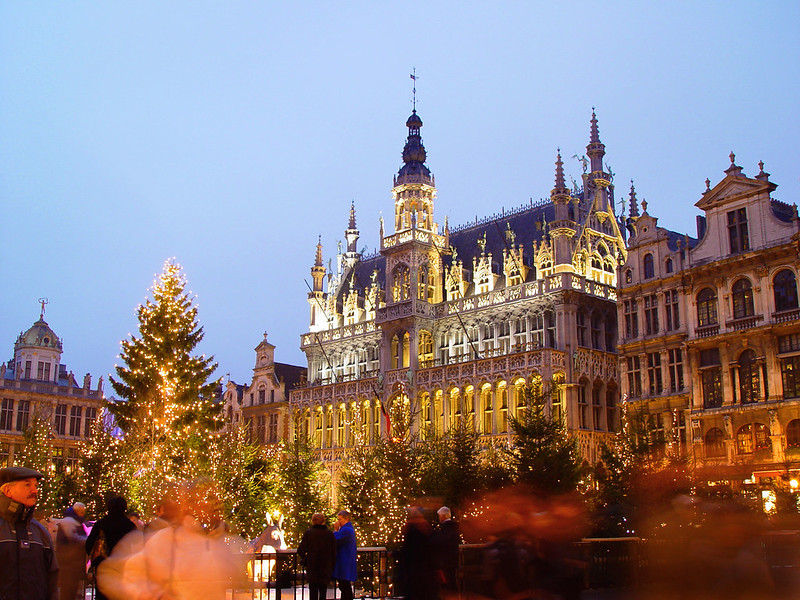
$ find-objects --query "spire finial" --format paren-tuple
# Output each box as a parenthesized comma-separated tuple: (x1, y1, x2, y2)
(729, 151, 735, 165)
(705, 178, 711, 192)
(349, 201, 357, 229)
(590, 107, 600, 143)
(315, 236, 323, 267)
(554, 148, 566, 189)
(410, 68, 418, 112)
(758, 160, 764, 173)
(629, 180, 640, 217)
(38, 297, 49, 320)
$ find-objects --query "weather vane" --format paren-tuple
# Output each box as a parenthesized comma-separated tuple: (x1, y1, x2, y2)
(410, 68, 419, 111)
(38, 297, 49, 319)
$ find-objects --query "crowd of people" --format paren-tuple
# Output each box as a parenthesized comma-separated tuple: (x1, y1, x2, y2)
(3, 464, 790, 600)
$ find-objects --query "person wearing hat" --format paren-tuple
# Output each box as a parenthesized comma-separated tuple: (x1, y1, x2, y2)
(0, 466, 59, 600)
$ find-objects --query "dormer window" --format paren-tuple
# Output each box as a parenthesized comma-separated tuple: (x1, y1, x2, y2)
(665, 258, 673, 274)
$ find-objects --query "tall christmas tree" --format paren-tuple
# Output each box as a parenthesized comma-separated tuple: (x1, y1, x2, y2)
(109, 259, 220, 513)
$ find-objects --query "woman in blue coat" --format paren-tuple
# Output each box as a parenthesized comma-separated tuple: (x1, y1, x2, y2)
(332, 510, 357, 600)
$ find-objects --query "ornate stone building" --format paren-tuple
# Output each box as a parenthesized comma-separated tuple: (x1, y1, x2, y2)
(289, 109, 628, 484)
(223, 333, 306, 445)
(0, 307, 105, 471)
(618, 154, 800, 489)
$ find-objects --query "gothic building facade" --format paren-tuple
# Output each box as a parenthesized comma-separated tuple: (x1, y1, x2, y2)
(0, 309, 105, 471)
(618, 154, 800, 489)
(289, 110, 628, 484)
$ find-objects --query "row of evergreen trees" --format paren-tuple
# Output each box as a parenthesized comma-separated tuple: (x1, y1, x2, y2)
(17, 259, 685, 546)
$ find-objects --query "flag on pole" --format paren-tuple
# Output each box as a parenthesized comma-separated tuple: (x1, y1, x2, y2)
(380, 401, 392, 436)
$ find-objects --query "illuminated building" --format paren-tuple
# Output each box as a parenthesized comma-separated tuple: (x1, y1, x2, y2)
(0, 306, 105, 471)
(289, 109, 628, 484)
(618, 154, 800, 490)
(223, 333, 306, 445)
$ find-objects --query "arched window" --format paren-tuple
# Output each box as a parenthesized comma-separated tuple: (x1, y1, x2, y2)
(705, 427, 726, 458)
(391, 265, 410, 302)
(643, 254, 655, 279)
(732, 278, 754, 319)
(787, 419, 800, 448)
(774, 269, 799, 312)
(697, 288, 718, 326)
(738, 349, 760, 404)
(736, 422, 770, 454)
(665, 257, 673, 274)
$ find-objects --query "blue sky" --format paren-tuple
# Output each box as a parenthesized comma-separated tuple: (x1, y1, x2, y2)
(2, 2, 798, 387)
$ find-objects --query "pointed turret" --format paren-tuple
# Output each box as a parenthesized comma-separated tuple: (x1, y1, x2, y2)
(629, 180, 640, 217)
(587, 109, 606, 175)
(345, 201, 360, 254)
(551, 149, 571, 221)
(311, 236, 326, 293)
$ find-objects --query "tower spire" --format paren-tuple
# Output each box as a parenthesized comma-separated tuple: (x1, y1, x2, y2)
(586, 107, 607, 174)
(628, 180, 640, 218)
(311, 236, 326, 293)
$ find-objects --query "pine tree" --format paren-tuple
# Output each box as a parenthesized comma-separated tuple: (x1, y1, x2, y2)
(17, 412, 62, 514)
(506, 380, 582, 494)
(109, 259, 220, 513)
(208, 425, 281, 539)
(276, 435, 328, 546)
(110, 259, 219, 432)
(76, 409, 129, 517)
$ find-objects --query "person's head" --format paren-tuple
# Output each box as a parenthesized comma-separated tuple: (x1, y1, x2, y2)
(73, 502, 86, 520)
(156, 498, 181, 523)
(0, 467, 44, 509)
(336, 510, 351, 527)
(312, 513, 325, 526)
(106, 495, 128, 517)
(437, 506, 452, 523)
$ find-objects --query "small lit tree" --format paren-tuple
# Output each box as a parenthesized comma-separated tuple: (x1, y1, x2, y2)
(276, 435, 328, 546)
(506, 380, 582, 494)
(76, 409, 129, 518)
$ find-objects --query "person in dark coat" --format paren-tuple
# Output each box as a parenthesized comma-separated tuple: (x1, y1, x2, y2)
(432, 506, 460, 595)
(56, 502, 87, 600)
(332, 509, 357, 600)
(0, 466, 58, 600)
(298, 513, 337, 600)
(399, 506, 437, 600)
(85, 496, 136, 600)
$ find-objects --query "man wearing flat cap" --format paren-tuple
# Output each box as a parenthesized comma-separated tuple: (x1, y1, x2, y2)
(0, 466, 59, 600)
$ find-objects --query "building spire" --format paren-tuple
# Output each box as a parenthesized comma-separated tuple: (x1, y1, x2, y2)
(586, 107, 606, 174)
(349, 201, 357, 229)
(629, 180, 640, 217)
(551, 149, 571, 207)
(315, 236, 323, 266)
(590, 108, 600, 143)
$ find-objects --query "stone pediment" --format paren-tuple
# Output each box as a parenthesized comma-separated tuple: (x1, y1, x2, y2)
(695, 176, 773, 210)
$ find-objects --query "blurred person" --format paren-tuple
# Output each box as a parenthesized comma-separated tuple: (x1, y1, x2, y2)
(85, 496, 137, 600)
(332, 509, 357, 600)
(298, 513, 337, 600)
(0, 466, 58, 600)
(144, 498, 180, 536)
(432, 506, 460, 595)
(127, 511, 145, 531)
(56, 501, 87, 600)
(96, 479, 247, 600)
(399, 506, 437, 600)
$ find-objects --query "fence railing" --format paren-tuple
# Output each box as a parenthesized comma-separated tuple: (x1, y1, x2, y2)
(80, 534, 800, 599)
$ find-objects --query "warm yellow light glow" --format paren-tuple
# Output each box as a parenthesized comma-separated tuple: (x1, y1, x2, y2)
(790, 479, 799, 490)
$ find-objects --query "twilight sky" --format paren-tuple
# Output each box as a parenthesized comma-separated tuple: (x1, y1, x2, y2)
(2, 2, 798, 389)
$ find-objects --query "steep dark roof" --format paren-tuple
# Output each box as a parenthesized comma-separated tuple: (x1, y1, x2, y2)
(275, 362, 307, 390)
